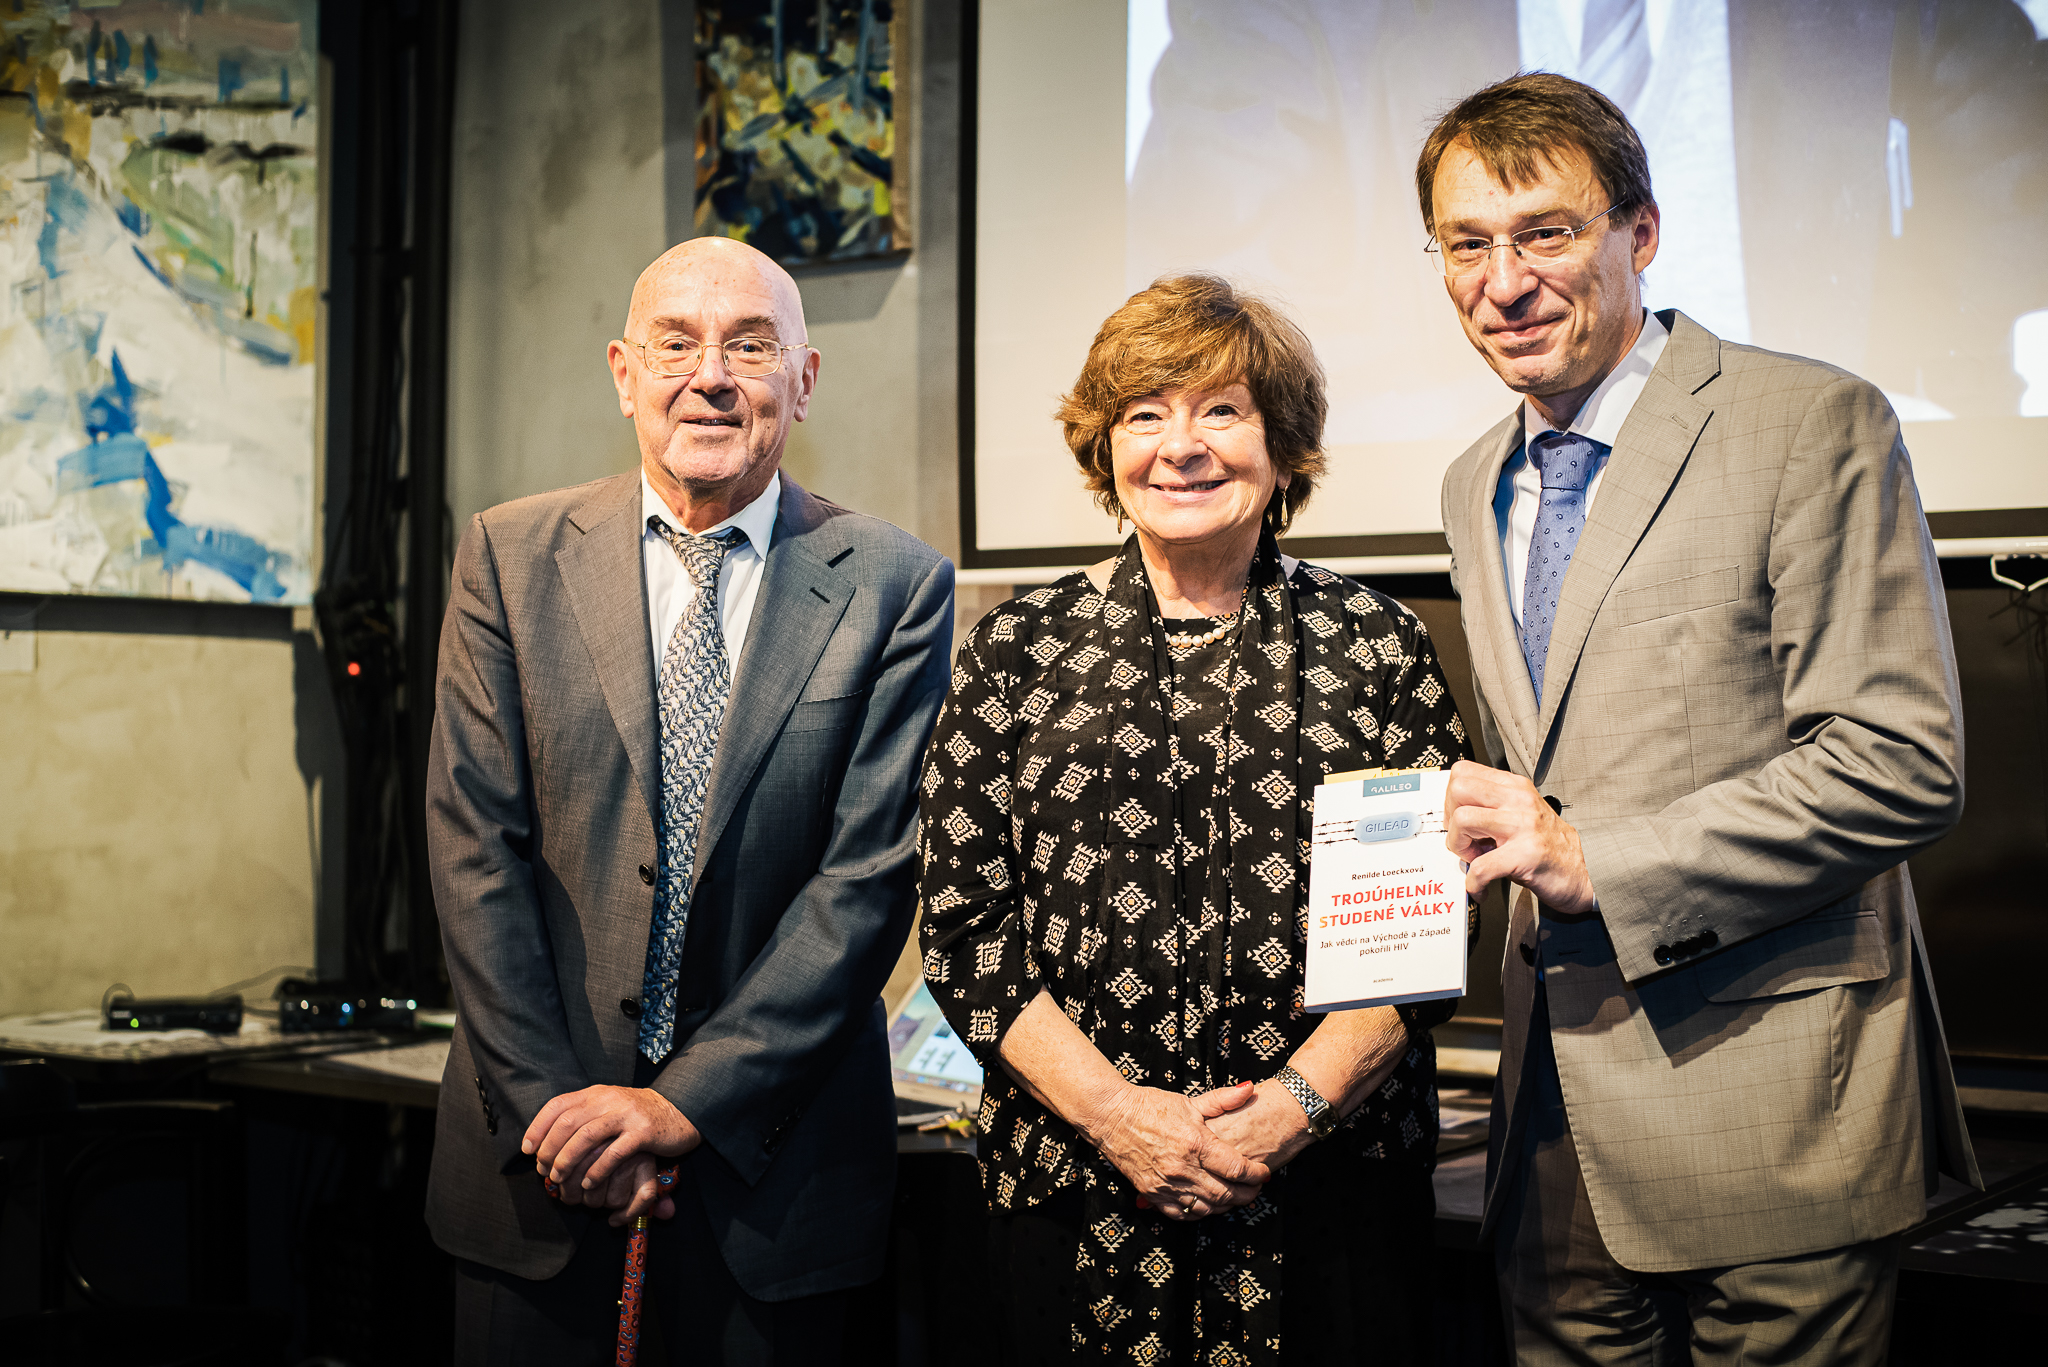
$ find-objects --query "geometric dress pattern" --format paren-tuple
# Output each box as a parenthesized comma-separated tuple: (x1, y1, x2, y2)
(919, 535, 1474, 1363)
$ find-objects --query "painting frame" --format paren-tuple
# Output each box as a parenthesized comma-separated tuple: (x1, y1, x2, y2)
(0, 0, 322, 606)
(693, 0, 912, 270)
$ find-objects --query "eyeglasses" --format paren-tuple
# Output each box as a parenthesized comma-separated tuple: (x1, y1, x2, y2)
(1425, 204, 1621, 277)
(623, 335, 811, 379)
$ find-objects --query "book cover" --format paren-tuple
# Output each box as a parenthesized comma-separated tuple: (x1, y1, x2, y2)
(1305, 769, 1469, 1012)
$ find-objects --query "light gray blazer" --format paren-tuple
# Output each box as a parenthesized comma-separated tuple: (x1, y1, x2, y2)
(1442, 310, 1978, 1272)
(423, 471, 952, 1297)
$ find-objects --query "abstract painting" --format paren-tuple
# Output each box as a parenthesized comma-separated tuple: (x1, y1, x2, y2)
(695, 0, 909, 266)
(0, 0, 318, 605)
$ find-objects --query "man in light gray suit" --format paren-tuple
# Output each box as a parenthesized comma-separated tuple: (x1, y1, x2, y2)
(424, 236, 953, 1364)
(1422, 75, 1976, 1364)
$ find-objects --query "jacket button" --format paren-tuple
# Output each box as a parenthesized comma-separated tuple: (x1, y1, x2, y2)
(639, 864, 655, 885)
(1653, 945, 1675, 966)
(1697, 930, 1718, 952)
(620, 998, 642, 1019)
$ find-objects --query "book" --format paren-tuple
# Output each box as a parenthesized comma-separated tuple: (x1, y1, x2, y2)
(1304, 768, 1468, 1012)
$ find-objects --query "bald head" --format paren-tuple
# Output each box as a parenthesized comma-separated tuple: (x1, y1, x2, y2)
(608, 234, 821, 532)
(625, 236, 807, 343)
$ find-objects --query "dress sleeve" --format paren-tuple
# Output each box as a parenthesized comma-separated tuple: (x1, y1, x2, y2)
(917, 614, 1036, 1068)
(1371, 606, 1473, 775)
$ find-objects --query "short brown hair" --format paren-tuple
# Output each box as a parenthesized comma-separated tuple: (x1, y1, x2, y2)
(1415, 72, 1654, 239)
(1056, 274, 1326, 533)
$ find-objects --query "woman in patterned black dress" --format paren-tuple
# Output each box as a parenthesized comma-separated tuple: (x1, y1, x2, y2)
(917, 275, 1473, 1365)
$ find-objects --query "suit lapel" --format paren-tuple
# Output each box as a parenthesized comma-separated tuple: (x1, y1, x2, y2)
(1460, 413, 1542, 776)
(690, 476, 854, 886)
(556, 474, 661, 825)
(1534, 312, 1720, 756)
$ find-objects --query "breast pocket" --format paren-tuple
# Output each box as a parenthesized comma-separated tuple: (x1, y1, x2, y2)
(1695, 899, 1890, 1003)
(783, 688, 870, 734)
(1612, 564, 1740, 627)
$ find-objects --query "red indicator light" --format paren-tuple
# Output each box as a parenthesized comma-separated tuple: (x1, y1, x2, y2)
(347, 661, 362, 677)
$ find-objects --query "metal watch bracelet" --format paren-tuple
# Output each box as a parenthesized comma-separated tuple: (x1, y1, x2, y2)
(1273, 1064, 1336, 1139)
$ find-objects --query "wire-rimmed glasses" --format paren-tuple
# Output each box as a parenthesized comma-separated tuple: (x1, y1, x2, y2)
(1425, 204, 1622, 277)
(623, 335, 812, 378)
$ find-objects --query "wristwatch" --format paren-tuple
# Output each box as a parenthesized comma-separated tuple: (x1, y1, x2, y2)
(1274, 1064, 1336, 1139)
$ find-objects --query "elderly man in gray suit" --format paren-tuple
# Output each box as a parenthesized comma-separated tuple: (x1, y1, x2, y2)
(1422, 74, 1976, 1364)
(424, 236, 952, 1364)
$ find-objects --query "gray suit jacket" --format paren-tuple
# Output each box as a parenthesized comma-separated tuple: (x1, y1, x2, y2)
(1442, 311, 1978, 1272)
(423, 471, 952, 1297)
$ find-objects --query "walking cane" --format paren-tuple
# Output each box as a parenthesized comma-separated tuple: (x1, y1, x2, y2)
(546, 1161, 681, 1366)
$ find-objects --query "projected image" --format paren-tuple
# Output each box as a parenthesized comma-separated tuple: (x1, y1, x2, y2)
(973, 0, 2047, 555)
(1130, 0, 2039, 432)
(1126, 0, 2048, 438)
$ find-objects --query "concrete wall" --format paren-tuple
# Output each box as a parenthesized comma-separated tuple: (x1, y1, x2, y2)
(446, 0, 669, 529)
(0, 599, 329, 1015)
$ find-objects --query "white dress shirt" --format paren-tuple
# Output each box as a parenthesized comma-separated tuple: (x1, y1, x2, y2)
(1494, 310, 1670, 625)
(641, 469, 781, 669)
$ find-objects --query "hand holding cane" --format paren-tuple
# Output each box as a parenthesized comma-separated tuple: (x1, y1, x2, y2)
(546, 1161, 681, 1366)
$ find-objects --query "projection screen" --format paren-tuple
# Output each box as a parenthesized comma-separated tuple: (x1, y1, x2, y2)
(966, 0, 2048, 569)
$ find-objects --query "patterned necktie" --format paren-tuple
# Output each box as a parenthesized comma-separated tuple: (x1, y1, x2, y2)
(640, 519, 743, 1062)
(1520, 432, 1603, 705)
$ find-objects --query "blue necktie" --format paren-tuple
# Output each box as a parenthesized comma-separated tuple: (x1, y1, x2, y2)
(640, 521, 743, 1062)
(1520, 432, 1603, 704)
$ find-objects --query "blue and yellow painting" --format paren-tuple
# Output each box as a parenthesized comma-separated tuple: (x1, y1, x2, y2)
(696, 0, 906, 266)
(1, 0, 317, 604)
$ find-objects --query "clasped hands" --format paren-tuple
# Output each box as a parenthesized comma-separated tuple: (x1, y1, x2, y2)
(1086, 1075, 1315, 1223)
(521, 1085, 702, 1227)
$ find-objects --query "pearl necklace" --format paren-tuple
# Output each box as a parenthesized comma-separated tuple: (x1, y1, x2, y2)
(1164, 610, 1239, 650)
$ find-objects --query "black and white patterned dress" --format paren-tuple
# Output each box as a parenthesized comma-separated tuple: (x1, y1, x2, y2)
(918, 536, 1474, 1364)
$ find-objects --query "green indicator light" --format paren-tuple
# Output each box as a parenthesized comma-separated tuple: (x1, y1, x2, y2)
(129, 1019, 139, 1029)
